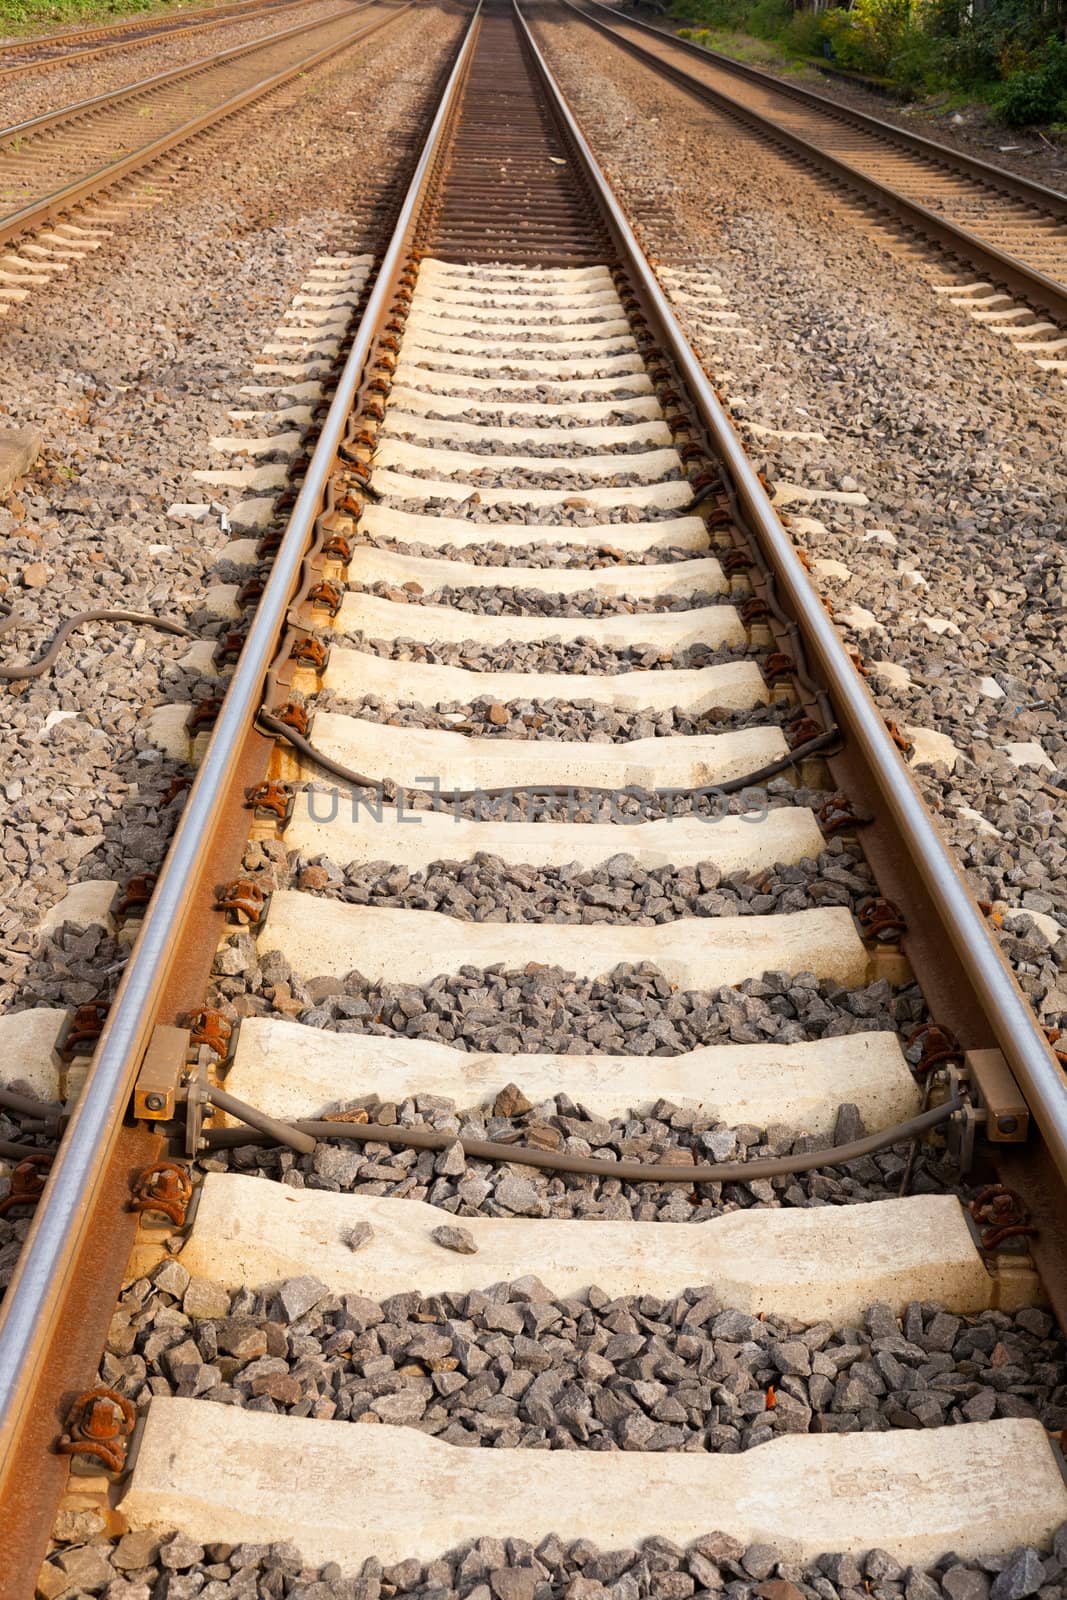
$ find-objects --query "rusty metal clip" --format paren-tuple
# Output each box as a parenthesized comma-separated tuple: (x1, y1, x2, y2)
(885, 720, 913, 756)
(160, 773, 193, 807)
(213, 628, 249, 669)
(322, 531, 353, 563)
(289, 636, 329, 672)
(244, 780, 293, 822)
(687, 468, 719, 495)
(817, 793, 872, 837)
(969, 1183, 1037, 1249)
(113, 873, 157, 919)
(678, 443, 704, 465)
(786, 716, 822, 750)
(907, 1021, 962, 1075)
(236, 570, 269, 609)
(57, 1388, 136, 1476)
(0, 1152, 52, 1216)
(857, 896, 908, 941)
(764, 652, 796, 685)
(341, 458, 372, 488)
(214, 878, 268, 926)
(58, 1001, 109, 1062)
(740, 597, 770, 625)
(306, 581, 343, 616)
(187, 696, 224, 735)
(130, 1161, 193, 1226)
(270, 700, 310, 737)
(722, 549, 755, 575)
(256, 528, 284, 559)
(186, 1009, 232, 1059)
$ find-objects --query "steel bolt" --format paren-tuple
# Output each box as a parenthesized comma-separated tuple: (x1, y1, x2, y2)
(145, 1094, 165, 1112)
(997, 1115, 1019, 1134)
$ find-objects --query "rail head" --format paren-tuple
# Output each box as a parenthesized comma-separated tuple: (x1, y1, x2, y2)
(0, 0, 482, 1511)
(514, 0, 1067, 1185)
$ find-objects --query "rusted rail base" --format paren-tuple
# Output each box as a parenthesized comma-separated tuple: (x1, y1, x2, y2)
(0, 722, 272, 1593)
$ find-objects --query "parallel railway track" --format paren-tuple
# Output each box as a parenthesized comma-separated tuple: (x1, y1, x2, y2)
(0, 0, 317, 79)
(0, 0, 410, 252)
(566, 0, 1067, 326)
(1, 0, 1066, 1590)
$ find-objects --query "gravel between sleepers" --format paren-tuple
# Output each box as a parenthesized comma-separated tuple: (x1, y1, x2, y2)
(102, 1265, 1065, 1445)
(532, 11, 1067, 1026)
(0, 4, 464, 1014)
(356, 583, 721, 617)
(37, 1522, 1067, 1600)
(349, 536, 704, 566)
(340, 633, 747, 675)
(314, 694, 787, 742)
(380, 497, 690, 528)
(274, 839, 877, 923)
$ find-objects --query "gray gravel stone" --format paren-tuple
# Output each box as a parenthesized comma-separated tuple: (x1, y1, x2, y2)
(991, 1549, 1047, 1600)
(432, 1225, 478, 1255)
(55, 1525, 1067, 1600)
(98, 1262, 1065, 1460)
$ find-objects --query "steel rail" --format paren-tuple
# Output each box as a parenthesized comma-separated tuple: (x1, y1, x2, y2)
(562, 0, 1067, 323)
(0, 0, 481, 1509)
(579, 0, 1067, 216)
(517, 0, 1067, 1179)
(0, 0, 329, 83)
(1, 1, 374, 146)
(0, 2, 412, 248)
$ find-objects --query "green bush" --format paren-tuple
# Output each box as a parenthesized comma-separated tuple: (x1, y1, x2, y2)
(994, 37, 1067, 125)
(744, 0, 791, 40)
(673, 0, 1067, 128)
(780, 9, 829, 60)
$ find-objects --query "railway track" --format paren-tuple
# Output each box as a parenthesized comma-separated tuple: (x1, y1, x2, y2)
(0, 0, 320, 80)
(1, 0, 1067, 1591)
(0, 0, 410, 255)
(566, 0, 1067, 330)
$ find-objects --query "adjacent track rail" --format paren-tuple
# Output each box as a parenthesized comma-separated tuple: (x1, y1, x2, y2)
(566, 0, 1067, 322)
(0, 0, 317, 79)
(0, 1, 411, 249)
(1, 0, 1065, 1588)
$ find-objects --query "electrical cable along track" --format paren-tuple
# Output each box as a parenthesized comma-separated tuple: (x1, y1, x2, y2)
(0, 1, 1066, 1591)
